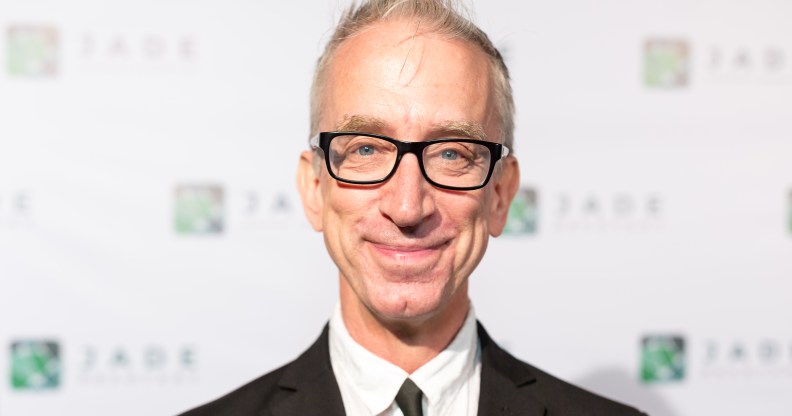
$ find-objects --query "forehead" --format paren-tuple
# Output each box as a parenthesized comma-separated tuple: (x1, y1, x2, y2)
(323, 18, 497, 139)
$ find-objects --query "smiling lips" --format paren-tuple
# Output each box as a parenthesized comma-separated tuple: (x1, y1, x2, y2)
(369, 240, 449, 262)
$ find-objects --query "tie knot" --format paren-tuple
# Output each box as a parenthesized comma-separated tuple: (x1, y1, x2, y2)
(395, 378, 424, 416)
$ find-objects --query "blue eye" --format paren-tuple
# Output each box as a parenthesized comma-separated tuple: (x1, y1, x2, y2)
(357, 146, 375, 156)
(441, 150, 458, 160)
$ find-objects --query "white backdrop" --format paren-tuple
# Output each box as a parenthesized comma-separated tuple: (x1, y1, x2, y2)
(1, 0, 790, 415)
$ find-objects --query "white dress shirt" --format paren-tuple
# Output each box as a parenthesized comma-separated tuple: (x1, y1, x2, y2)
(328, 303, 481, 416)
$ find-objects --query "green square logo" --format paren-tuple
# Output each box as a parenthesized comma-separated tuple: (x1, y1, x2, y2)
(504, 188, 538, 235)
(174, 185, 224, 235)
(788, 190, 792, 235)
(644, 39, 689, 88)
(7, 26, 58, 77)
(641, 335, 685, 383)
(10, 340, 61, 390)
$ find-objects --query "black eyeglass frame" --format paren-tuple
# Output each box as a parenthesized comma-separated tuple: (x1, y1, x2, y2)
(310, 131, 510, 191)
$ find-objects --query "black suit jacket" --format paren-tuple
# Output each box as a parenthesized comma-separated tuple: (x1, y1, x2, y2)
(180, 323, 646, 416)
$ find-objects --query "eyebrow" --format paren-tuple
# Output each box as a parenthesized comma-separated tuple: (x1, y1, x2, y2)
(336, 115, 386, 133)
(335, 115, 488, 141)
(434, 120, 487, 141)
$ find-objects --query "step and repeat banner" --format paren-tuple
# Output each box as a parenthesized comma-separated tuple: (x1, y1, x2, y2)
(1, 0, 790, 415)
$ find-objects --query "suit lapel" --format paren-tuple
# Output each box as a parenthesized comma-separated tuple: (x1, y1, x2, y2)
(260, 322, 547, 416)
(477, 322, 548, 416)
(263, 325, 346, 416)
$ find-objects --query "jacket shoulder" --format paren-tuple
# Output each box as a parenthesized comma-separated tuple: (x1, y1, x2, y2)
(177, 325, 340, 416)
(477, 322, 647, 416)
(178, 363, 289, 416)
(524, 361, 647, 416)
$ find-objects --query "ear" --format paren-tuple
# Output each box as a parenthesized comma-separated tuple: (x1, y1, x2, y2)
(487, 156, 520, 237)
(297, 150, 324, 231)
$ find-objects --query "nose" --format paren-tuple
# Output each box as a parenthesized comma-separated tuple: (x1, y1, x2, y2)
(378, 154, 437, 229)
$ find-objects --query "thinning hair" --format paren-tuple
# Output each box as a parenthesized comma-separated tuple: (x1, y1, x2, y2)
(309, 0, 515, 150)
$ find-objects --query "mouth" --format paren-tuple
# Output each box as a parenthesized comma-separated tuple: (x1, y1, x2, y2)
(368, 240, 449, 262)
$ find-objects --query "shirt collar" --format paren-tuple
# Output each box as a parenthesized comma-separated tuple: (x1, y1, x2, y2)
(328, 303, 479, 415)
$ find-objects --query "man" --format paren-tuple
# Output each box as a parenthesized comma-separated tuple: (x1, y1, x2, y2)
(182, 1, 646, 415)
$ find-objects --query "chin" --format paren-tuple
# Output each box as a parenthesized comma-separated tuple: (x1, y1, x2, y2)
(365, 278, 454, 322)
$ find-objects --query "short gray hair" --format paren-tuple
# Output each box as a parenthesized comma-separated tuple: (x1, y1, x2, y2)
(309, 0, 515, 150)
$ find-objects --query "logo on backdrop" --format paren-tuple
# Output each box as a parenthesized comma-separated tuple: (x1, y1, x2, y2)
(503, 187, 538, 236)
(78, 32, 196, 73)
(553, 192, 663, 231)
(171, 187, 301, 236)
(245, 190, 294, 216)
(703, 338, 792, 378)
(6, 25, 59, 77)
(640, 335, 792, 383)
(5, 25, 197, 77)
(10, 340, 62, 391)
(707, 44, 792, 83)
(644, 37, 792, 87)
(0, 190, 32, 227)
(79, 344, 197, 384)
(640, 335, 686, 383)
(788, 189, 792, 235)
(8, 340, 198, 390)
(644, 38, 690, 89)
(174, 184, 225, 235)
(238, 190, 298, 231)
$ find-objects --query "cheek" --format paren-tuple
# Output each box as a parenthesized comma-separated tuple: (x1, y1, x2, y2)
(322, 185, 378, 240)
(439, 190, 489, 229)
(438, 193, 490, 256)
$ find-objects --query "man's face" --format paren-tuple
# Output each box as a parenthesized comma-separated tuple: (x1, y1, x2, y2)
(299, 18, 518, 324)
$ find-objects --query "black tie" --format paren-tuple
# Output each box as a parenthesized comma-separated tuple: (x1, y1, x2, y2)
(395, 378, 424, 416)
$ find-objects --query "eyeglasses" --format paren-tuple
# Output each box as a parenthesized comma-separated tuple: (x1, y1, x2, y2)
(310, 132, 510, 191)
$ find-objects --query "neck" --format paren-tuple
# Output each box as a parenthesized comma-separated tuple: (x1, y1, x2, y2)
(339, 277, 470, 374)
